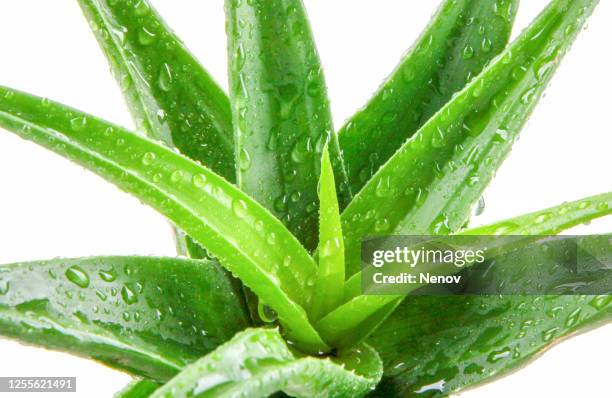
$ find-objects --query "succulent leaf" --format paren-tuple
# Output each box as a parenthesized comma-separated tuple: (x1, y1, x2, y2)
(0, 88, 327, 353)
(0, 257, 249, 381)
(151, 328, 382, 398)
(310, 146, 345, 321)
(339, 0, 518, 193)
(341, 0, 599, 277)
(368, 235, 612, 397)
(225, 0, 350, 252)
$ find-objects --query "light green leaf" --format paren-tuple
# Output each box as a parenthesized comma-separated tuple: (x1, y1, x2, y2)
(0, 257, 249, 381)
(310, 146, 345, 321)
(342, 0, 599, 277)
(339, 0, 518, 193)
(151, 328, 382, 398)
(461, 191, 612, 235)
(0, 87, 327, 353)
(225, 0, 350, 252)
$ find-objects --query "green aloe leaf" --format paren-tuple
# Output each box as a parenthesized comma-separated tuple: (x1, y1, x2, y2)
(77, 0, 234, 179)
(77, 0, 235, 262)
(339, 0, 518, 193)
(321, 191, 612, 349)
(0, 87, 328, 353)
(225, 0, 350, 252)
(0, 257, 249, 381)
(367, 235, 612, 397)
(461, 191, 612, 235)
(342, 0, 598, 278)
(115, 380, 160, 398)
(151, 328, 382, 398)
(310, 146, 345, 321)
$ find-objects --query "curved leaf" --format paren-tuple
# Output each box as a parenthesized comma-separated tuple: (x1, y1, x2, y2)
(310, 146, 345, 321)
(151, 328, 382, 398)
(0, 257, 249, 381)
(368, 236, 612, 397)
(115, 380, 160, 398)
(461, 191, 612, 235)
(339, 0, 518, 192)
(225, 0, 350, 252)
(341, 0, 598, 277)
(0, 88, 327, 353)
(77, 0, 236, 271)
(77, 0, 234, 179)
(322, 191, 612, 349)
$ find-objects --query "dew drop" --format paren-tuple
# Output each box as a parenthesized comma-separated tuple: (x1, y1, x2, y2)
(462, 45, 475, 59)
(70, 116, 87, 131)
(375, 176, 393, 198)
(0, 280, 9, 295)
(98, 269, 116, 282)
(141, 152, 156, 166)
(481, 37, 492, 53)
(239, 148, 251, 171)
(137, 27, 156, 46)
(121, 285, 138, 305)
(65, 266, 90, 288)
(473, 196, 486, 216)
(542, 327, 559, 342)
(232, 199, 248, 219)
(192, 174, 207, 188)
(266, 232, 277, 245)
(487, 347, 511, 363)
(257, 301, 278, 323)
(374, 218, 390, 232)
(158, 63, 173, 92)
(170, 170, 184, 183)
(589, 295, 612, 310)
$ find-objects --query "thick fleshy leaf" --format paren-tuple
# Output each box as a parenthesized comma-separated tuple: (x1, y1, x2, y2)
(368, 235, 612, 397)
(115, 380, 160, 398)
(0, 257, 249, 381)
(77, 0, 234, 179)
(321, 191, 612, 349)
(339, 0, 518, 192)
(461, 191, 612, 235)
(342, 0, 598, 278)
(310, 146, 345, 321)
(151, 328, 382, 398)
(77, 0, 236, 263)
(225, 0, 350, 252)
(0, 88, 327, 353)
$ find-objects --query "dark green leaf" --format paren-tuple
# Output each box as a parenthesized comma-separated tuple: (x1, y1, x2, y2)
(77, 0, 234, 180)
(342, 0, 598, 277)
(77, 0, 236, 267)
(0, 257, 249, 381)
(225, 0, 350, 252)
(339, 0, 518, 193)
(0, 88, 327, 353)
(368, 235, 612, 397)
(151, 328, 382, 398)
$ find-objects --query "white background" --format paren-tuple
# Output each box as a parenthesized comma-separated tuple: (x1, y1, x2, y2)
(0, 1, 610, 397)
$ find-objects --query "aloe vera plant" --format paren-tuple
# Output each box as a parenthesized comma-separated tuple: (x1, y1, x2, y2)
(0, 0, 610, 397)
